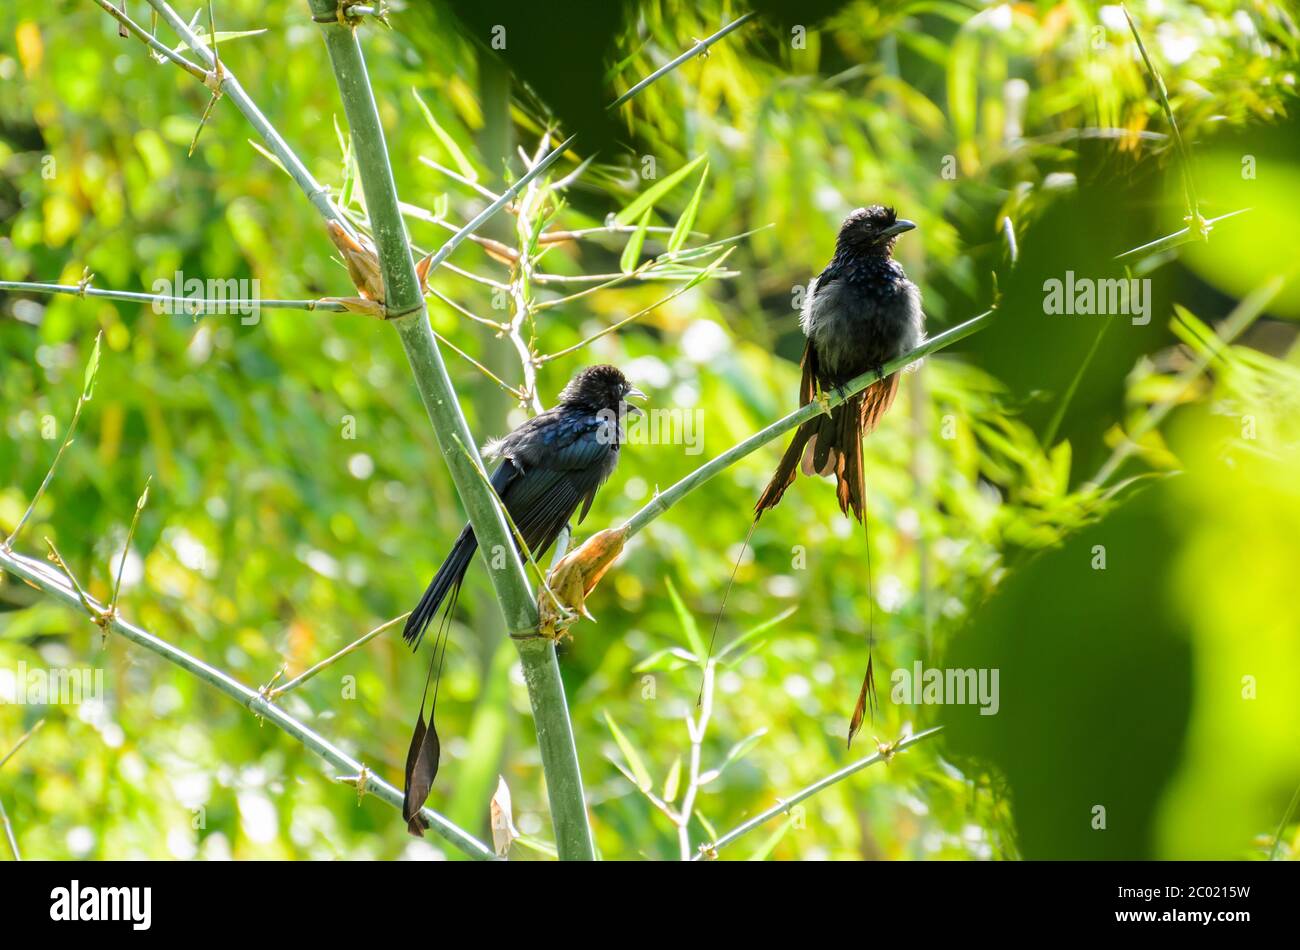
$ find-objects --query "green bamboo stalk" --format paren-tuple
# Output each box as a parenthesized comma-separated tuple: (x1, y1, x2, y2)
(0, 546, 494, 860)
(694, 726, 943, 860)
(305, 0, 595, 861)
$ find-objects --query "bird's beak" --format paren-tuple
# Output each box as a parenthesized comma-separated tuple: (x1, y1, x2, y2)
(881, 219, 917, 239)
(625, 387, 647, 416)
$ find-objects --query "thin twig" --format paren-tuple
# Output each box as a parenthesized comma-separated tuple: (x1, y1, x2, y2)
(419, 157, 503, 202)
(268, 612, 410, 699)
(609, 12, 757, 109)
(0, 719, 45, 773)
(110, 477, 151, 611)
(675, 659, 716, 859)
(0, 281, 348, 312)
(1122, 5, 1200, 225)
(694, 726, 943, 859)
(1114, 208, 1249, 261)
(430, 327, 526, 399)
(538, 247, 736, 363)
(90, 0, 206, 80)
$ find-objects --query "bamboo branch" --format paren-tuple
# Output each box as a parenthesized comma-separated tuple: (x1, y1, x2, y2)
(137, 0, 350, 231)
(267, 612, 410, 699)
(694, 726, 943, 859)
(0, 546, 494, 860)
(90, 0, 207, 80)
(306, 0, 595, 861)
(3, 332, 100, 551)
(0, 280, 348, 313)
(609, 12, 756, 109)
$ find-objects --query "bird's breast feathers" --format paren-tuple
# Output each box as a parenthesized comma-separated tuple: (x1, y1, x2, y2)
(802, 266, 923, 378)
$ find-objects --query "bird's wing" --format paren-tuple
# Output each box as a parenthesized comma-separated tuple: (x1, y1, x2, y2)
(500, 415, 616, 555)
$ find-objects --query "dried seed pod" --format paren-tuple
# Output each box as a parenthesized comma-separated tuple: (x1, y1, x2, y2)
(326, 220, 386, 304)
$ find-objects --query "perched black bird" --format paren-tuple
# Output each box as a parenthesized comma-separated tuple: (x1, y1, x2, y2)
(402, 364, 644, 834)
(713, 206, 923, 746)
(755, 205, 923, 521)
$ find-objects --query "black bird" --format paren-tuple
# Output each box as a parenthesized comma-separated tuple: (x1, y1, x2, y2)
(714, 206, 923, 746)
(402, 364, 644, 834)
(755, 205, 923, 521)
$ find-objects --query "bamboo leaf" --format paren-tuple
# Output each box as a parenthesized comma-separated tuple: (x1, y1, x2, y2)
(664, 576, 705, 659)
(718, 605, 797, 661)
(172, 29, 266, 53)
(706, 728, 766, 784)
(619, 208, 651, 274)
(663, 755, 682, 804)
(615, 154, 707, 226)
(603, 711, 652, 791)
(747, 816, 794, 861)
(666, 163, 709, 253)
(412, 89, 478, 183)
(82, 332, 102, 400)
(247, 139, 288, 174)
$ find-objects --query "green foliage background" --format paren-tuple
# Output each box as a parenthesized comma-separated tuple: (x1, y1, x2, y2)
(1, 0, 1297, 860)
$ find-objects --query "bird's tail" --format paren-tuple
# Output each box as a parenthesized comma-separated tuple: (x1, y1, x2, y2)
(402, 577, 460, 836)
(402, 524, 477, 649)
(756, 373, 900, 523)
(753, 415, 819, 518)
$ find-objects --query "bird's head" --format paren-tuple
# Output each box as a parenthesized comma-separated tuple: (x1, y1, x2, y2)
(835, 205, 916, 257)
(556, 364, 647, 415)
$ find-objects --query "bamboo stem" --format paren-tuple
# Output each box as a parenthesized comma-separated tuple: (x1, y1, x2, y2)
(306, 0, 595, 860)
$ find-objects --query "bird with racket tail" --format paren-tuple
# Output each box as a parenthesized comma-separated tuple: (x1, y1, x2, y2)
(399, 364, 644, 835)
(712, 205, 924, 746)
